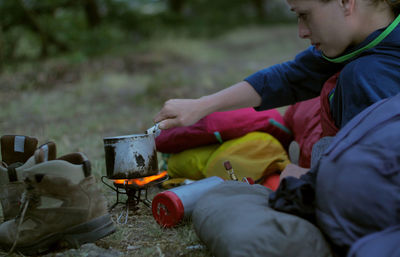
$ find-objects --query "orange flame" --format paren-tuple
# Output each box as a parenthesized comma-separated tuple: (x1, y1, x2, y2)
(112, 171, 168, 186)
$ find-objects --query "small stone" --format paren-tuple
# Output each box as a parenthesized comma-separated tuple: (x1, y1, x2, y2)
(127, 245, 141, 250)
(47, 243, 123, 257)
(186, 244, 205, 250)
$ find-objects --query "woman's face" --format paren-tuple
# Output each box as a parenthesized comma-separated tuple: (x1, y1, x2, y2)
(287, 0, 356, 57)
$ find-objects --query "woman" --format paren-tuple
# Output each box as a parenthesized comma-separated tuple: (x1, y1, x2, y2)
(155, 0, 400, 141)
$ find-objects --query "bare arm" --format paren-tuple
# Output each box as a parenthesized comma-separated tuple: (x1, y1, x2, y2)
(154, 81, 262, 130)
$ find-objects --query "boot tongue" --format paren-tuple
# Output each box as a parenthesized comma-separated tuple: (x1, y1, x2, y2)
(1, 135, 38, 166)
(34, 142, 57, 163)
(58, 152, 91, 177)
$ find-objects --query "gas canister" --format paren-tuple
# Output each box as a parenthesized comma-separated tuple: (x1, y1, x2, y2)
(152, 176, 224, 227)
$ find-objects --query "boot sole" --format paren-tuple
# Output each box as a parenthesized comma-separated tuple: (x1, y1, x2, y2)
(7, 214, 116, 255)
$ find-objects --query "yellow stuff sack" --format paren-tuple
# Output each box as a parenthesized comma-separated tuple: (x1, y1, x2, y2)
(167, 144, 219, 180)
(204, 132, 290, 181)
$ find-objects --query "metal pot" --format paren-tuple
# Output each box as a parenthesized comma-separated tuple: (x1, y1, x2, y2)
(103, 133, 159, 179)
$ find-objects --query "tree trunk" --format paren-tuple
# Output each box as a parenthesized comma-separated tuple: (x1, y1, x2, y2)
(83, 0, 101, 28)
(168, 0, 185, 14)
(252, 0, 265, 20)
(17, 0, 69, 58)
(0, 27, 3, 73)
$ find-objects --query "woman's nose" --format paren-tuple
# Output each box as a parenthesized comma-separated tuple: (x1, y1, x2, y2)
(298, 21, 311, 39)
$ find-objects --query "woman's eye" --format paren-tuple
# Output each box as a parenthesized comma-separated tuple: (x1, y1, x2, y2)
(297, 13, 307, 20)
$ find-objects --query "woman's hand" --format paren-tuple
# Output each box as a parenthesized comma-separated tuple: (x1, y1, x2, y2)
(154, 98, 208, 130)
(279, 163, 309, 182)
(153, 81, 262, 130)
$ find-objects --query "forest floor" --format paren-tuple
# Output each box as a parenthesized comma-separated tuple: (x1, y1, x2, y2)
(0, 24, 307, 257)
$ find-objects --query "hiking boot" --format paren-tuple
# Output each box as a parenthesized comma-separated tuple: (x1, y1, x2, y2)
(0, 136, 90, 221)
(0, 161, 115, 255)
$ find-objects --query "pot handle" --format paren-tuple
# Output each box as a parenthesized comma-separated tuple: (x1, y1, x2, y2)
(146, 123, 161, 137)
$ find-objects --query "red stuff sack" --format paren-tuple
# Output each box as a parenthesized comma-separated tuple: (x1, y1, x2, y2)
(284, 97, 322, 168)
(156, 108, 292, 153)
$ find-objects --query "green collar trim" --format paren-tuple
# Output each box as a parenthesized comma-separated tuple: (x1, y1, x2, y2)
(323, 14, 400, 63)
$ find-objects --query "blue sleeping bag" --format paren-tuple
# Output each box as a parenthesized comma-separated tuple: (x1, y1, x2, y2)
(270, 93, 400, 256)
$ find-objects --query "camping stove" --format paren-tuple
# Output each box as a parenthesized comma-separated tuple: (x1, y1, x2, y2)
(101, 171, 168, 224)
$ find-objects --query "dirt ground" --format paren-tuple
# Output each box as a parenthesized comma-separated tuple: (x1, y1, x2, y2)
(0, 24, 307, 257)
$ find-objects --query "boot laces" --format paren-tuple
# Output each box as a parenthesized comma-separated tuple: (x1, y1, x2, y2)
(7, 179, 39, 254)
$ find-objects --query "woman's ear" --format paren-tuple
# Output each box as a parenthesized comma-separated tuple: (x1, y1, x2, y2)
(338, 0, 356, 15)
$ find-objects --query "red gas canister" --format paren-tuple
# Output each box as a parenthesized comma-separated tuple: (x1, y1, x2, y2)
(152, 176, 224, 227)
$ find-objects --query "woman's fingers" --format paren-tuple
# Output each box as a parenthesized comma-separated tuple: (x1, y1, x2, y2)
(158, 118, 180, 130)
(154, 99, 203, 129)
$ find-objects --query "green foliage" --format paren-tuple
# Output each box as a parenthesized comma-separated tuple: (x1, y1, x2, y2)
(0, 0, 294, 68)
(0, 1, 25, 28)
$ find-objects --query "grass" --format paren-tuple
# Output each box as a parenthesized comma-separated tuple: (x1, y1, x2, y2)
(0, 24, 307, 256)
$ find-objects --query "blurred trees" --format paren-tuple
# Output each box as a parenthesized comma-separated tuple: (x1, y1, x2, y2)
(167, 0, 185, 14)
(252, 0, 266, 20)
(0, 0, 292, 69)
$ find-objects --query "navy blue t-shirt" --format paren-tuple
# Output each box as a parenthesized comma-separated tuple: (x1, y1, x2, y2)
(245, 24, 400, 128)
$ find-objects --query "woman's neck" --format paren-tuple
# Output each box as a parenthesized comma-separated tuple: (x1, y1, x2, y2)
(353, 7, 395, 45)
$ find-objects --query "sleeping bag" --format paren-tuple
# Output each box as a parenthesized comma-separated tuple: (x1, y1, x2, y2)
(192, 181, 333, 257)
(271, 93, 400, 256)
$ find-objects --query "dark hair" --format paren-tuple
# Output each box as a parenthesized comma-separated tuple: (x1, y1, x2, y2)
(386, 0, 400, 15)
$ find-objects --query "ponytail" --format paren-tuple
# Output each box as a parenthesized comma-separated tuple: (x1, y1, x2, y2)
(386, 0, 400, 15)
